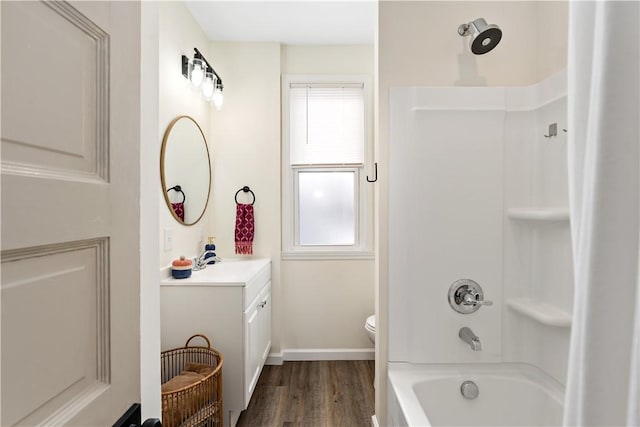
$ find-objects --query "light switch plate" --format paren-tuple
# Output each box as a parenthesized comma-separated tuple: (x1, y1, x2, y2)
(164, 228, 173, 252)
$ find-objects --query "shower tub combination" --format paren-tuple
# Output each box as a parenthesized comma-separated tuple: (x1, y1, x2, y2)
(388, 363, 564, 426)
(387, 13, 571, 426)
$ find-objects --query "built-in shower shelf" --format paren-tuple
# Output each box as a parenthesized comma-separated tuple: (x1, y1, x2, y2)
(506, 298, 572, 327)
(507, 208, 570, 222)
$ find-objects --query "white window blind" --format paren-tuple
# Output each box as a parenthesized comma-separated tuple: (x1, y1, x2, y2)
(290, 84, 365, 165)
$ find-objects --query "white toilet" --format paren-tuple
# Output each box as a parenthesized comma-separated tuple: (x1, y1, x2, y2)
(365, 315, 376, 344)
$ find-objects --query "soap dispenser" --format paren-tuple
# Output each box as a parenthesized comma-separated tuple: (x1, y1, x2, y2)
(204, 236, 217, 264)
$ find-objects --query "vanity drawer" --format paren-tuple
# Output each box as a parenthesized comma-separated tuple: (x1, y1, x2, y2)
(243, 261, 271, 310)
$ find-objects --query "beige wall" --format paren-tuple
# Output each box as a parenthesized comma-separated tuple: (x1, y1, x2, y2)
(207, 41, 281, 262)
(281, 45, 376, 352)
(535, 1, 569, 80)
(146, 0, 223, 415)
(153, 1, 216, 418)
(207, 43, 375, 355)
(158, 1, 213, 269)
(379, 1, 567, 89)
(377, 1, 567, 421)
(208, 41, 283, 351)
(282, 45, 374, 75)
(280, 260, 375, 349)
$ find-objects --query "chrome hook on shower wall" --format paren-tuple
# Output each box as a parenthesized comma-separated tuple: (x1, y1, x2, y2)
(544, 123, 558, 138)
(544, 123, 569, 138)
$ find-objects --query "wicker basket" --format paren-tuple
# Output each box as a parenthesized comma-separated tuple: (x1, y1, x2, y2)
(161, 334, 223, 427)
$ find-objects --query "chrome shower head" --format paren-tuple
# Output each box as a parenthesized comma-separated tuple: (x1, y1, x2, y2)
(458, 18, 502, 55)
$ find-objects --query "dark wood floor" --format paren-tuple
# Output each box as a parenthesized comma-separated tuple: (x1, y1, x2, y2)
(237, 360, 375, 427)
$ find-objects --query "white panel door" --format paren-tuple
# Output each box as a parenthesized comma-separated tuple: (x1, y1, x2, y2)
(1, 1, 142, 425)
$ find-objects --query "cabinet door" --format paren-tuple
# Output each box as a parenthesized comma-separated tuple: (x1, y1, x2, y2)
(243, 302, 261, 405)
(259, 283, 272, 364)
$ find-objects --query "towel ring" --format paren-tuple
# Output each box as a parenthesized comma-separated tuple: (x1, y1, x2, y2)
(167, 185, 186, 203)
(234, 186, 255, 205)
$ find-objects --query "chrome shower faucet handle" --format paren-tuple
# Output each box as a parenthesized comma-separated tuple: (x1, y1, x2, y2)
(462, 290, 493, 306)
(448, 279, 493, 314)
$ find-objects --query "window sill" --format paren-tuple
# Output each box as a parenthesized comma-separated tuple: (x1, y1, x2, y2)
(281, 250, 375, 261)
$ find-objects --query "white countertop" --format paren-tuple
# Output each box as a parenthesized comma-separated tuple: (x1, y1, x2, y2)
(161, 258, 271, 286)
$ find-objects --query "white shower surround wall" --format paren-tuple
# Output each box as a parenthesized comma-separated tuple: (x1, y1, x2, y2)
(503, 71, 572, 385)
(389, 70, 570, 423)
(389, 84, 505, 363)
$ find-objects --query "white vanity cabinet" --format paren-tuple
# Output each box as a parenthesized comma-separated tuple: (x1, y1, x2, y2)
(160, 258, 271, 427)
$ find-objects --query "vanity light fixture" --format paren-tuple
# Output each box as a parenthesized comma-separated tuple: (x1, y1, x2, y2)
(202, 71, 215, 99)
(191, 57, 205, 87)
(212, 81, 224, 110)
(181, 48, 224, 107)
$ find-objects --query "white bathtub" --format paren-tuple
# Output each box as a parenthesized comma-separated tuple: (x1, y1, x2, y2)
(388, 363, 564, 426)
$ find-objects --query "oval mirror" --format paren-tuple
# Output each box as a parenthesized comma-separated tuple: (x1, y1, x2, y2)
(160, 116, 211, 225)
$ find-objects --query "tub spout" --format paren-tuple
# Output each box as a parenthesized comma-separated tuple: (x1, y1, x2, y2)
(459, 327, 481, 351)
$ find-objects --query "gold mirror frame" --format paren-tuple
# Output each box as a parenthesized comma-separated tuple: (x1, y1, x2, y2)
(160, 115, 212, 226)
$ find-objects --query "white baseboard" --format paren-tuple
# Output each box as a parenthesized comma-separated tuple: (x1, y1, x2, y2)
(371, 414, 379, 427)
(266, 352, 283, 365)
(267, 348, 374, 364)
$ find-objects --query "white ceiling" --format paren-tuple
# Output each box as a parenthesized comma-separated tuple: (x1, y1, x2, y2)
(184, 1, 376, 45)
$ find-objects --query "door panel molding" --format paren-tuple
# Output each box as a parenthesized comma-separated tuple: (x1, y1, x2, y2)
(1, 0, 110, 182)
(1, 238, 110, 426)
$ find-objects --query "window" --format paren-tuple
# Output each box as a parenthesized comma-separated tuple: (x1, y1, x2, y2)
(298, 169, 356, 246)
(282, 75, 373, 258)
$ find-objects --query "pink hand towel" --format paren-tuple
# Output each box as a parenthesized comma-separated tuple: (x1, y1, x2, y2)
(235, 203, 254, 254)
(171, 202, 185, 222)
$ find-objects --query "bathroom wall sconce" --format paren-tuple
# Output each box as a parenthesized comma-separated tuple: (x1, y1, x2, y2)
(182, 47, 224, 110)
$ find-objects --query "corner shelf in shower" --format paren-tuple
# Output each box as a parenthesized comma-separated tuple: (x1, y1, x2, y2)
(507, 208, 570, 222)
(506, 298, 572, 327)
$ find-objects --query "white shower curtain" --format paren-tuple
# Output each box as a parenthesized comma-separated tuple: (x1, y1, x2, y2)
(565, 1, 640, 426)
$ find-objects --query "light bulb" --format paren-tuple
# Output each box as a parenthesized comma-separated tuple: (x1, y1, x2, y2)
(202, 72, 214, 99)
(190, 58, 204, 88)
(212, 86, 224, 110)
